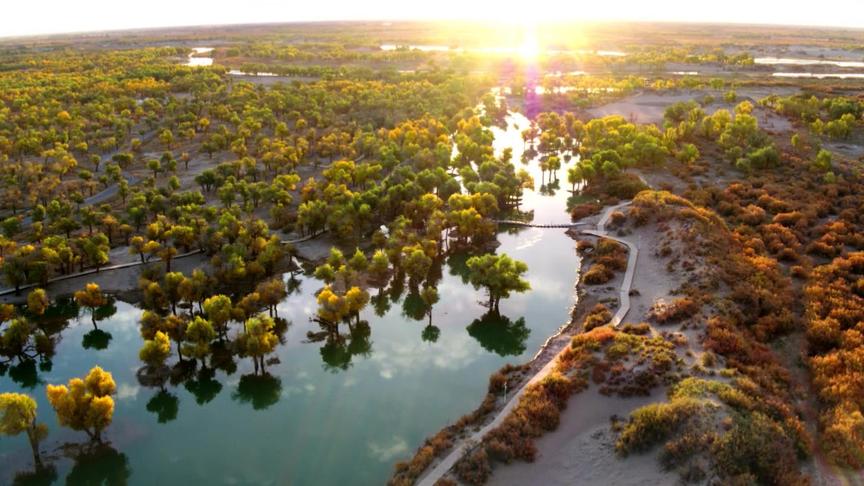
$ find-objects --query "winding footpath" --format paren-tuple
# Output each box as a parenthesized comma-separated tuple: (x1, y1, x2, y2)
(417, 200, 636, 486)
(581, 201, 638, 327)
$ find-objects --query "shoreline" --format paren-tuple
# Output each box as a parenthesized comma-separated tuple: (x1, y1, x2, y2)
(398, 201, 633, 486)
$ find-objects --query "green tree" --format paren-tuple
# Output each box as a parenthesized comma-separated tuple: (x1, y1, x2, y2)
(466, 253, 531, 313)
(238, 314, 279, 374)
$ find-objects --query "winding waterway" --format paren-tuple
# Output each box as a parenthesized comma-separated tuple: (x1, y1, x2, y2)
(0, 112, 582, 484)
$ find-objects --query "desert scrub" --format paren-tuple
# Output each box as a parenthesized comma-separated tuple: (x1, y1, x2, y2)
(621, 322, 651, 335)
(616, 397, 708, 454)
(582, 304, 612, 331)
(570, 202, 602, 221)
(583, 238, 627, 285)
(453, 336, 599, 483)
(454, 448, 491, 485)
(618, 377, 811, 484)
(649, 297, 701, 324)
(582, 263, 615, 285)
(805, 252, 864, 467)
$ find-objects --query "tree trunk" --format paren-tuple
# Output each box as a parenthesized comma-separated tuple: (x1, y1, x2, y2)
(27, 430, 42, 467)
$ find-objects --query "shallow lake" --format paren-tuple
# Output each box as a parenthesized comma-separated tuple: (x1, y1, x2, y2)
(755, 56, 864, 68)
(0, 113, 583, 485)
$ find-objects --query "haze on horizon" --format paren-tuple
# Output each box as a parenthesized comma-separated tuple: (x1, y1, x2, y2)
(3, 0, 864, 38)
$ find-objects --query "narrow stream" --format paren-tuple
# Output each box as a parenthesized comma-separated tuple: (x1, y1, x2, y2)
(0, 112, 582, 485)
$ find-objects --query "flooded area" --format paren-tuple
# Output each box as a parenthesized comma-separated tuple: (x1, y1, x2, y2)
(0, 107, 583, 485)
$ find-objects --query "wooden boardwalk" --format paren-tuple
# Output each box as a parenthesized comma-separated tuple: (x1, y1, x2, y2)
(494, 220, 589, 228)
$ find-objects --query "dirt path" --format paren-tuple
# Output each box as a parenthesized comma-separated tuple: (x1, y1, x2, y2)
(417, 201, 637, 486)
(0, 233, 323, 298)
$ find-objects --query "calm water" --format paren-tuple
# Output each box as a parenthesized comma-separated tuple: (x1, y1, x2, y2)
(755, 56, 864, 68)
(0, 113, 581, 485)
(186, 48, 214, 67)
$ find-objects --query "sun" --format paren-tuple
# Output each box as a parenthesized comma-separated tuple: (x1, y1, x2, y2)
(518, 25, 540, 60)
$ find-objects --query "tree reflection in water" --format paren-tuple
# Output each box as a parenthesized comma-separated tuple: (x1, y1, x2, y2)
(307, 319, 372, 372)
(81, 329, 112, 350)
(146, 389, 179, 424)
(466, 311, 531, 356)
(232, 373, 282, 410)
(62, 443, 131, 486)
(184, 367, 222, 405)
(12, 463, 57, 486)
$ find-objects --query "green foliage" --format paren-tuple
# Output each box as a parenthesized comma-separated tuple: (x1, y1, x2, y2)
(466, 253, 530, 312)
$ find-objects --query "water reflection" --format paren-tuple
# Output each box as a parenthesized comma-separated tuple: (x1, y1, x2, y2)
(62, 443, 131, 486)
(12, 464, 57, 486)
(183, 368, 222, 405)
(81, 329, 112, 350)
(232, 374, 283, 410)
(1, 110, 582, 485)
(145, 389, 179, 424)
(466, 311, 531, 356)
(308, 320, 373, 372)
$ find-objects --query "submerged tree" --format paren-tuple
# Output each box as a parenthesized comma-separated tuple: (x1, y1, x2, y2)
(466, 253, 530, 313)
(74, 283, 107, 329)
(237, 314, 279, 374)
(0, 393, 48, 467)
(46, 366, 116, 442)
(139, 331, 171, 370)
(182, 316, 217, 368)
(26, 288, 49, 318)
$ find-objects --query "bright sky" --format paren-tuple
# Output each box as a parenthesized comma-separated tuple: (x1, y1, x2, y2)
(3, 0, 864, 38)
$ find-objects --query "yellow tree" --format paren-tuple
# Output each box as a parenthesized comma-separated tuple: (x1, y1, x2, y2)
(238, 314, 279, 374)
(316, 285, 349, 325)
(139, 331, 171, 369)
(182, 316, 216, 368)
(256, 278, 287, 317)
(26, 288, 49, 317)
(46, 366, 116, 442)
(74, 282, 107, 329)
(0, 393, 48, 467)
(203, 294, 233, 340)
(345, 286, 370, 326)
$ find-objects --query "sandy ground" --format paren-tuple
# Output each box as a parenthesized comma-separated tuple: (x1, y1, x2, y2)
(621, 224, 682, 324)
(484, 208, 707, 485)
(488, 387, 674, 486)
(587, 89, 796, 132)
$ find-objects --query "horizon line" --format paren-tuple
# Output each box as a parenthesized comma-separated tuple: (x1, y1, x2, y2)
(3, 18, 864, 42)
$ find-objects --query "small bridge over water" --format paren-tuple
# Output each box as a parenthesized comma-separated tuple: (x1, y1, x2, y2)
(493, 220, 590, 229)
